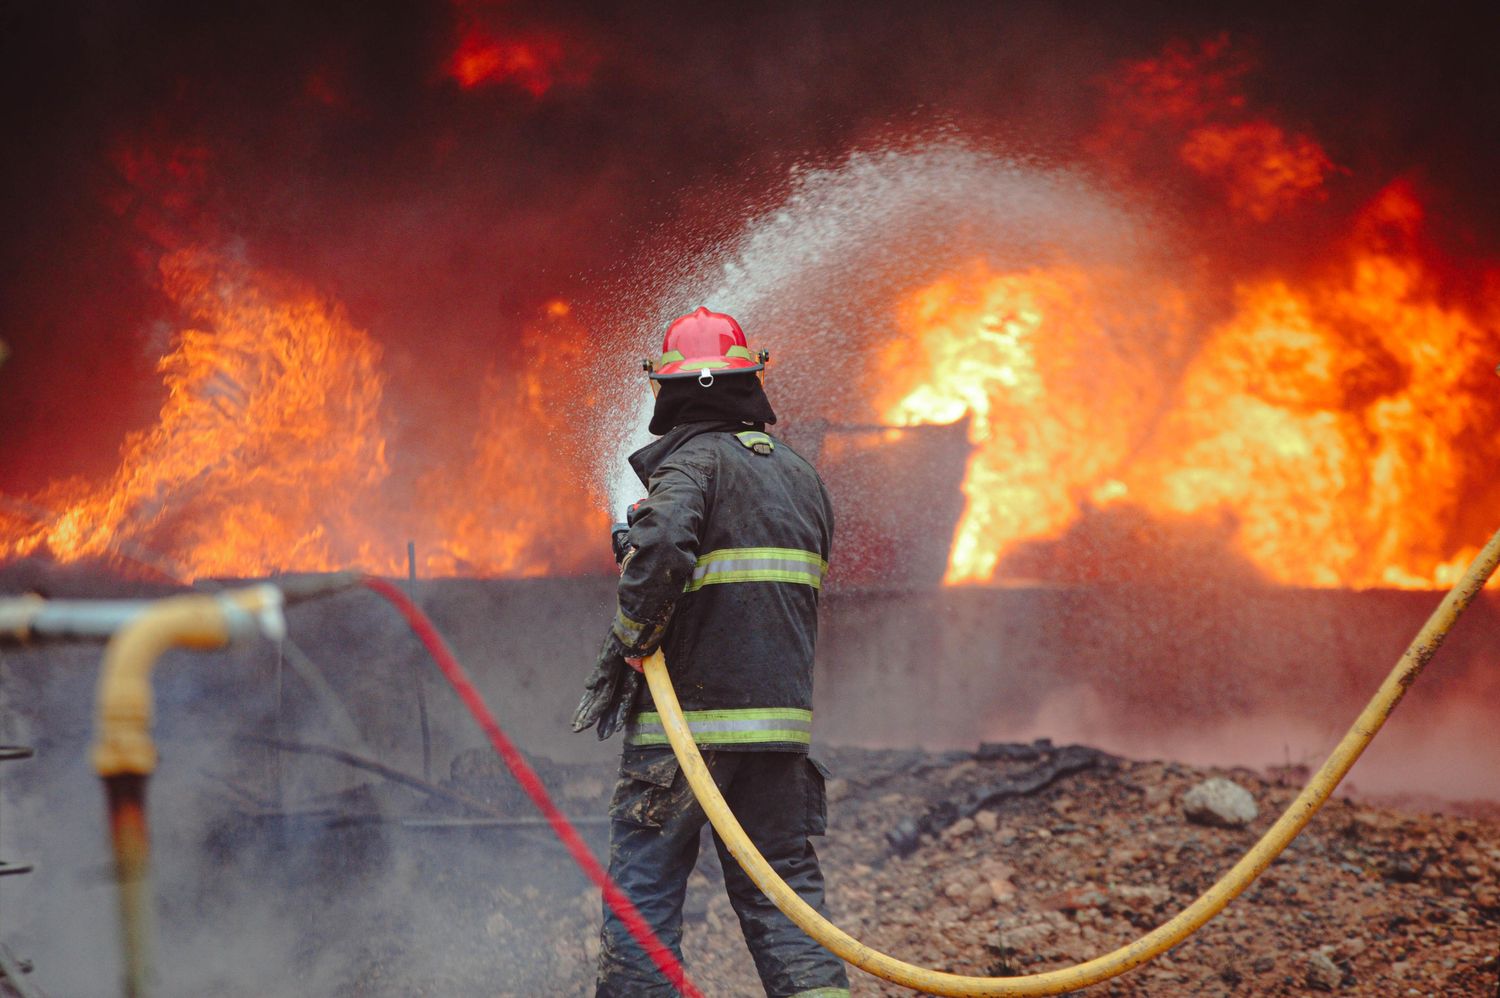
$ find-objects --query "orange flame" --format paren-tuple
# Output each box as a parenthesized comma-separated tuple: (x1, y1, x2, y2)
(1127, 183, 1496, 588)
(873, 263, 1186, 583)
(1, 249, 393, 579)
(419, 303, 610, 577)
(444, 0, 594, 99)
(3, 33, 1490, 591)
(449, 25, 565, 95)
(1100, 33, 1250, 127)
(879, 183, 1498, 589)
(0, 255, 614, 581)
(1095, 34, 1336, 220)
(1179, 121, 1335, 220)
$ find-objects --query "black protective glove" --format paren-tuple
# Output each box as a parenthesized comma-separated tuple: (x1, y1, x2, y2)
(573, 499, 651, 739)
(598, 669, 643, 740)
(571, 633, 644, 739)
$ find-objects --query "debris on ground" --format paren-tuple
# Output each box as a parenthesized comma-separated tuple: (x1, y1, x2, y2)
(1181, 776, 1259, 829)
(281, 742, 1500, 996)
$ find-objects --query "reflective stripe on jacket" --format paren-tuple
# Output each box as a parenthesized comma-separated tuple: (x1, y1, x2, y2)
(625, 706, 814, 749)
(685, 547, 828, 592)
(610, 420, 834, 753)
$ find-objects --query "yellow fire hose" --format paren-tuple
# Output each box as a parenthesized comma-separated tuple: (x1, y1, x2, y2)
(642, 524, 1500, 996)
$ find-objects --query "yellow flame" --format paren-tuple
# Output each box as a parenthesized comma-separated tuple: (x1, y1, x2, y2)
(2, 249, 392, 578)
(883, 186, 1497, 589)
(876, 261, 1179, 583)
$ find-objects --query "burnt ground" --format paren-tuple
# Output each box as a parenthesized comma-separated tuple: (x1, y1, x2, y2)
(81, 741, 1493, 997)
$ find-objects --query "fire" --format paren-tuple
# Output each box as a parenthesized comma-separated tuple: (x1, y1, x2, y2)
(3, 30, 1489, 592)
(1099, 33, 1250, 127)
(1178, 121, 1335, 221)
(1095, 33, 1336, 221)
(1, 249, 393, 580)
(871, 37, 1490, 590)
(444, 2, 593, 97)
(419, 304, 610, 577)
(449, 25, 566, 95)
(873, 263, 1183, 583)
(1128, 183, 1496, 588)
(879, 183, 1499, 589)
(0, 265, 611, 581)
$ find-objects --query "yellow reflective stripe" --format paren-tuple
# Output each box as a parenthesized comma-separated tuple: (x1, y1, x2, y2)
(724, 345, 756, 360)
(628, 729, 811, 747)
(684, 547, 828, 593)
(627, 707, 814, 747)
(658, 349, 685, 363)
(686, 569, 822, 591)
(612, 606, 665, 649)
(696, 547, 827, 568)
(735, 430, 774, 452)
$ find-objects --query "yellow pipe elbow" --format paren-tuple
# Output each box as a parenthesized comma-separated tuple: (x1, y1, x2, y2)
(87, 583, 283, 998)
(92, 585, 284, 778)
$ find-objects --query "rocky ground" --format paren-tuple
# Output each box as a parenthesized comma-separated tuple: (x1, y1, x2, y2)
(291, 741, 1500, 997)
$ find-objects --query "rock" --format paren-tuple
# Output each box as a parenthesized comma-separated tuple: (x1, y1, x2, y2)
(1144, 783, 1173, 807)
(1182, 777, 1259, 828)
(1002, 922, 1054, 950)
(983, 861, 1017, 902)
(1305, 950, 1343, 990)
(256, 740, 1500, 995)
(1385, 853, 1427, 883)
(1113, 884, 1170, 912)
(1042, 884, 1107, 913)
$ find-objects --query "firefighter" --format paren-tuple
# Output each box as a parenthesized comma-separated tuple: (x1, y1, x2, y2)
(573, 307, 849, 997)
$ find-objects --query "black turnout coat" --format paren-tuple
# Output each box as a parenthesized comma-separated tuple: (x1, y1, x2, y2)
(602, 419, 834, 754)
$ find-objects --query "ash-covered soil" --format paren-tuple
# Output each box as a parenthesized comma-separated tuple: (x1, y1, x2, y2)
(239, 741, 1499, 997)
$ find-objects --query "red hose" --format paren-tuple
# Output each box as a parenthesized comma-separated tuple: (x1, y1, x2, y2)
(361, 577, 702, 998)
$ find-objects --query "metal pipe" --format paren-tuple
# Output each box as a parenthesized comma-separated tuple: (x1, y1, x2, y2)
(1, 598, 158, 643)
(90, 585, 285, 998)
(92, 587, 284, 777)
(1, 573, 355, 646)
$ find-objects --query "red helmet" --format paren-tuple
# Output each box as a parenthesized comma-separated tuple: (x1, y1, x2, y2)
(644, 307, 768, 381)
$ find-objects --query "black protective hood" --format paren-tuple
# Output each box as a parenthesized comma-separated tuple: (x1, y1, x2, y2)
(647, 372, 777, 436)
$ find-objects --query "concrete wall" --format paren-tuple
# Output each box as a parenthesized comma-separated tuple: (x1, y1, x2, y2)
(407, 575, 1498, 797)
(4, 561, 1497, 797)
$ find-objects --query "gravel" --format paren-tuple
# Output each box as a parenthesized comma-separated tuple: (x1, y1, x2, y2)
(332, 742, 1500, 995)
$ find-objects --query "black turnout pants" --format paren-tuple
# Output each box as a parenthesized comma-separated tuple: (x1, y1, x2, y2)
(596, 748, 850, 998)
